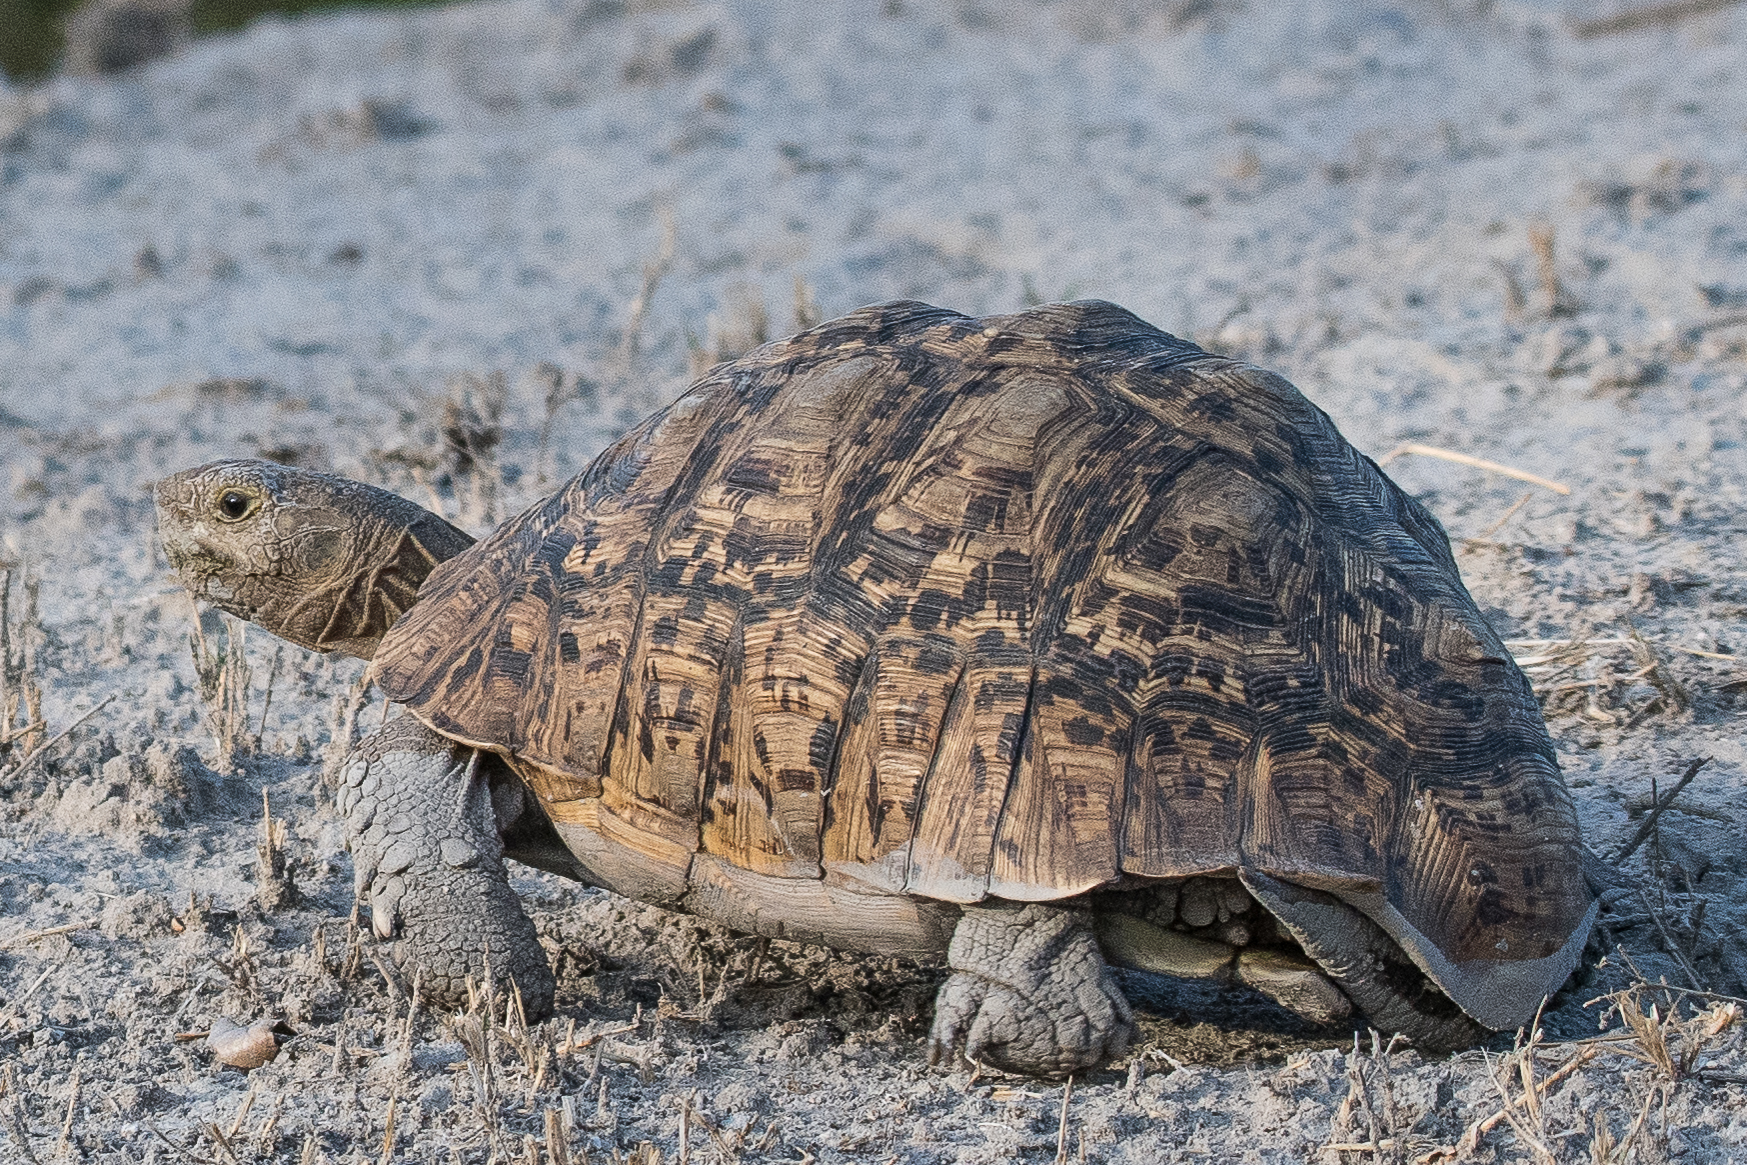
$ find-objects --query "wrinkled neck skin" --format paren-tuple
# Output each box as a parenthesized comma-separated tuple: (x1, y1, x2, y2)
(154, 460, 476, 660)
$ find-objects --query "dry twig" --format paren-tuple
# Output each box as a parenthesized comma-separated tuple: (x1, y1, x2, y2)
(1612, 757, 1710, 863)
(0, 919, 96, 949)
(2, 694, 116, 781)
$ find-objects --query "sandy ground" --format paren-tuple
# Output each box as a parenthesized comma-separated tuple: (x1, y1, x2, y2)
(5, 0, 1747, 1160)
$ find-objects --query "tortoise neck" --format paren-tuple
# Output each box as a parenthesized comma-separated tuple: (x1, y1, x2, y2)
(267, 487, 476, 660)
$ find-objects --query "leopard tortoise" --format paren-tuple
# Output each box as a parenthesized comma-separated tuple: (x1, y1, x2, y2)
(154, 300, 1596, 1076)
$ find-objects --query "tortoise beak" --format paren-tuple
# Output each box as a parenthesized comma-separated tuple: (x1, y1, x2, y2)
(153, 472, 225, 591)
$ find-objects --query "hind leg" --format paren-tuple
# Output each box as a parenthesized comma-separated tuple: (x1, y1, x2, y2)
(928, 902, 1134, 1077)
(1241, 870, 1484, 1052)
(336, 716, 556, 1016)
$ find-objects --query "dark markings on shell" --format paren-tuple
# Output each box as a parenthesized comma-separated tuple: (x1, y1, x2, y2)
(375, 299, 1590, 971)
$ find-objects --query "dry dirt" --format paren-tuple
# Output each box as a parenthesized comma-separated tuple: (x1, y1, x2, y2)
(5, 0, 1747, 1161)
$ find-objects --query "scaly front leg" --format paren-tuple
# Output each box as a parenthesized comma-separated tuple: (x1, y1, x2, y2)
(337, 715, 555, 1016)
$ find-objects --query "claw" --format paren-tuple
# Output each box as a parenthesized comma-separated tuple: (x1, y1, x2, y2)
(370, 874, 405, 939)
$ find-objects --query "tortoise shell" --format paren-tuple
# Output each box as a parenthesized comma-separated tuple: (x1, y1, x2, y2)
(374, 300, 1592, 1023)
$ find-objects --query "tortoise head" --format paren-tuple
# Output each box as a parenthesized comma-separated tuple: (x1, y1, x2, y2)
(154, 459, 475, 659)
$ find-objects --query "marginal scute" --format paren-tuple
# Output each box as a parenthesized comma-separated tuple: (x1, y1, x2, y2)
(374, 299, 1593, 1034)
(823, 636, 966, 893)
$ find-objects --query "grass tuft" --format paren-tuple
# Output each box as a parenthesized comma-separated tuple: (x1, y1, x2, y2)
(188, 605, 254, 773)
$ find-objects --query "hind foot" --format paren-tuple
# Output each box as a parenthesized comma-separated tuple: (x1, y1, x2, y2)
(928, 902, 1134, 1077)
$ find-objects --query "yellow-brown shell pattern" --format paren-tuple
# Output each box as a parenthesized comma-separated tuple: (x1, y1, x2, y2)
(374, 300, 1590, 972)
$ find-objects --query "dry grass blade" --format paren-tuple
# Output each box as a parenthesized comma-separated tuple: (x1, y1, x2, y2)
(367, 948, 407, 1003)
(545, 1108, 570, 1165)
(793, 274, 822, 331)
(1374, 443, 1570, 495)
(12, 957, 65, 1011)
(1502, 631, 1702, 723)
(451, 1007, 499, 1137)
(3, 1091, 44, 1165)
(689, 282, 772, 378)
(1573, 0, 1744, 37)
(1586, 1107, 1616, 1161)
(684, 1100, 746, 1161)
(401, 967, 424, 1053)
(1635, 889, 1703, 990)
(1615, 1085, 1662, 1160)
(435, 369, 509, 529)
(1602, 981, 1747, 1011)
(0, 717, 43, 747)
(440, 371, 506, 478)
(204, 1122, 242, 1165)
(226, 1089, 255, 1140)
(531, 361, 590, 487)
(257, 788, 294, 911)
(0, 568, 45, 760)
(1053, 1075, 1073, 1165)
(1482, 1038, 1555, 1165)
(1527, 221, 1580, 318)
(377, 1092, 398, 1165)
(1505, 637, 1604, 692)
(1592, 984, 1740, 1078)
(1417, 1044, 1599, 1162)
(597, 1037, 656, 1081)
(1494, 257, 1528, 320)
(129, 1107, 214, 1165)
(1472, 490, 1533, 542)
(255, 642, 284, 749)
(322, 669, 372, 789)
(253, 1095, 282, 1155)
(1624, 623, 1689, 718)
(559, 1014, 643, 1056)
(54, 1058, 79, 1158)
(620, 207, 677, 362)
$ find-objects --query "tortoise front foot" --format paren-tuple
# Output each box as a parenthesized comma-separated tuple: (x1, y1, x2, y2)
(928, 902, 1134, 1077)
(338, 716, 556, 1018)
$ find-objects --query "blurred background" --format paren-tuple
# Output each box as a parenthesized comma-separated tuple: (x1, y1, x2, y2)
(1, 0, 431, 81)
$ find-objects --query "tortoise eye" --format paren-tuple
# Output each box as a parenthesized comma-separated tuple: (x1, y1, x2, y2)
(217, 490, 256, 521)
